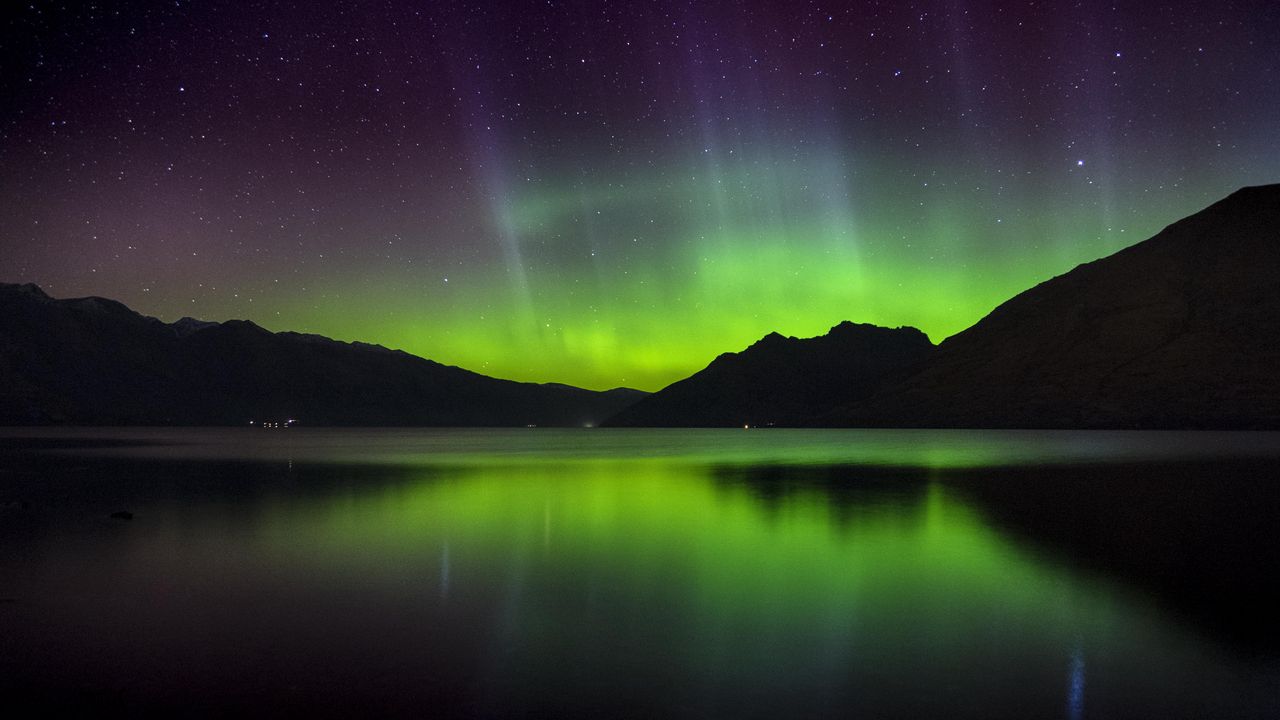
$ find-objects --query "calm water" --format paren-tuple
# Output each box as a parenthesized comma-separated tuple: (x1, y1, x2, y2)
(2, 428, 1279, 718)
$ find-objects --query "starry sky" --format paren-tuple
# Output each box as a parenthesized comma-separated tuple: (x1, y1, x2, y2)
(2, 1, 1278, 390)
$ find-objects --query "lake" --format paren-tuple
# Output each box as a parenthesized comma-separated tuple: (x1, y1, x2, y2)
(2, 428, 1279, 718)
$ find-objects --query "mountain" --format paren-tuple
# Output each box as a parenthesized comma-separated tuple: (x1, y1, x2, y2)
(604, 322, 935, 427)
(0, 283, 645, 426)
(7, 185, 1276, 429)
(830, 183, 1280, 428)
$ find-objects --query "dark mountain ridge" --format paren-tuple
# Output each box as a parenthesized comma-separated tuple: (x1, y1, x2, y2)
(829, 183, 1280, 428)
(6, 184, 1277, 429)
(603, 322, 934, 427)
(0, 283, 644, 426)
(606, 184, 1280, 429)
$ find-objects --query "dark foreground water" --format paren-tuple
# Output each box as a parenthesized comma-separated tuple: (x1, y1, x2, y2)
(1, 429, 1279, 718)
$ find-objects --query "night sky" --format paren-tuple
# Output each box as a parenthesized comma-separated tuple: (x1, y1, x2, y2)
(2, 1, 1278, 390)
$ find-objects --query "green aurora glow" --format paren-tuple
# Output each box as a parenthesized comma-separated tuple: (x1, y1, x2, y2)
(263, 159, 1218, 391)
(6, 2, 1278, 391)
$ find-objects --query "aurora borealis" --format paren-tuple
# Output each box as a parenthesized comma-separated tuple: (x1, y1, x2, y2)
(2, 1, 1278, 390)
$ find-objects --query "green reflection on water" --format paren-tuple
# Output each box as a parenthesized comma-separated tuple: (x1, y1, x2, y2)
(230, 458, 1243, 714)
(7, 429, 1280, 715)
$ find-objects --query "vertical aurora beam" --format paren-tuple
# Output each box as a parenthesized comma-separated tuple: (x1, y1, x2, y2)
(435, 8, 543, 349)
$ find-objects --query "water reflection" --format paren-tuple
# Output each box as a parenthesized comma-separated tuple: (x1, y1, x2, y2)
(1068, 639, 1086, 720)
(1, 430, 1278, 718)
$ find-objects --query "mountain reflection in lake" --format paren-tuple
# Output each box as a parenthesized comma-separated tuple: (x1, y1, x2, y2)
(1, 429, 1278, 718)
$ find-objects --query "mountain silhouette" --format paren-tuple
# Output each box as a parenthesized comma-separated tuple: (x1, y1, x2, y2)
(605, 184, 1280, 429)
(0, 283, 644, 426)
(604, 322, 934, 427)
(6, 185, 1278, 429)
(827, 184, 1280, 428)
